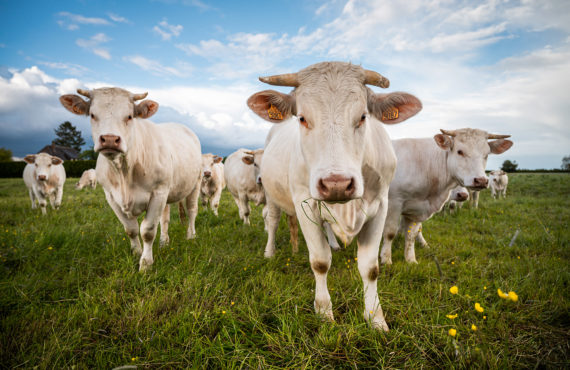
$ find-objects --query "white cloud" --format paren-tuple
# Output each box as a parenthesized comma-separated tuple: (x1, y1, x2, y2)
(57, 12, 110, 30)
(76, 33, 111, 60)
(153, 20, 183, 41)
(108, 13, 130, 23)
(124, 55, 193, 77)
(38, 61, 90, 77)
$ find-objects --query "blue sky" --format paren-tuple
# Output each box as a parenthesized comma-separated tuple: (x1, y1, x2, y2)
(1, 0, 569, 169)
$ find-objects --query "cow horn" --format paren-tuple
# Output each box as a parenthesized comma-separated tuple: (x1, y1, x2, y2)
(363, 69, 390, 88)
(259, 73, 299, 87)
(131, 92, 148, 101)
(244, 151, 255, 156)
(77, 89, 91, 98)
(440, 129, 457, 137)
(487, 133, 511, 139)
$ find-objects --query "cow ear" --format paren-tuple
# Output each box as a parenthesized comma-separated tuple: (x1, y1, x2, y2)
(242, 156, 254, 165)
(247, 90, 295, 123)
(135, 100, 159, 119)
(51, 157, 63, 165)
(214, 156, 223, 163)
(24, 155, 36, 164)
(489, 139, 513, 154)
(368, 91, 422, 124)
(60, 95, 89, 116)
(434, 134, 453, 150)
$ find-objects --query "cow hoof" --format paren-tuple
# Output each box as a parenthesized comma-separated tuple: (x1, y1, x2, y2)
(264, 250, 275, 258)
(139, 258, 153, 272)
(317, 310, 335, 322)
(406, 258, 418, 264)
(330, 242, 341, 251)
(186, 232, 196, 240)
(159, 236, 170, 247)
(132, 247, 143, 257)
(364, 310, 389, 332)
(380, 258, 392, 265)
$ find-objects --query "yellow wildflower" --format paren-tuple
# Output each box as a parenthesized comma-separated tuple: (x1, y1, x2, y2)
(446, 313, 458, 319)
(222, 310, 226, 314)
(471, 324, 477, 331)
(475, 303, 484, 313)
(483, 286, 487, 290)
(483, 316, 487, 320)
(231, 301, 235, 305)
(449, 286, 459, 295)
(497, 288, 509, 299)
(508, 291, 519, 302)
(48, 246, 53, 250)
(448, 328, 457, 337)
(451, 261, 455, 265)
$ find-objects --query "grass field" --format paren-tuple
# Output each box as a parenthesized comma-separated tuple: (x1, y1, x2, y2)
(0, 173, 569, 368)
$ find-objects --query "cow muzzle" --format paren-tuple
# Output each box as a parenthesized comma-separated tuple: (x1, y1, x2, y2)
(469, 176, 489, 190)
(455, 192, 469, 202)
(317, 174, 356, 202)
(203, 171, 211, 178)
(98, 134, 123, 154)
(37, 175, 47, 181)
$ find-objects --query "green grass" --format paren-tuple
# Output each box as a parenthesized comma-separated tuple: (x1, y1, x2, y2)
(1, 173, 569, 368)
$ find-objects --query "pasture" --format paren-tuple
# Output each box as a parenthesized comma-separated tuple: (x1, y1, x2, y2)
(0, 173, 568, 368)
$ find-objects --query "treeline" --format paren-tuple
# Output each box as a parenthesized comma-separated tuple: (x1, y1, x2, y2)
(0, 160, 97, 178)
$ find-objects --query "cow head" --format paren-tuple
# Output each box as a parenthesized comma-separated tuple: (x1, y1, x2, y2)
(247, 62, 422, 202)
(202, 153, 223, 179)
(59, 88, 159, 159)
(450, 185, 469, 202)
(24, 153, 62, 182)
(241, 149, 264, 185)
(434, 129, 512, 190)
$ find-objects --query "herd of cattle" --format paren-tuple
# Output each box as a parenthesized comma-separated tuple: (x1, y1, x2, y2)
(22, 62, 513, 331)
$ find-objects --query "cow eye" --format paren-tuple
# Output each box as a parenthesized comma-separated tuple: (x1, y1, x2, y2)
(457, 150, 464, 156)
(128, 115, 132, 120)
(298, 115, 308, 129)
(90, 113, 95, 119)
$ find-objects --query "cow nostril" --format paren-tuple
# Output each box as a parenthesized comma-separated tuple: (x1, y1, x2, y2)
(346, 178, 355, 194)
(115, 137, 120, 144)
(318, 179, 329, 196)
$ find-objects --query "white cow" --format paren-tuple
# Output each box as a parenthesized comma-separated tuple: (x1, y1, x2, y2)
(380, 129, 513, 265)
(248, 62, 422, 331)
(76, 169, 97, 190)
(60, 87, 202, 271)
(447, 185, 469, 213)
(23, 153, 66, 215)
(200, 154, 225, 215)
(224, 148, 266, 225)
(489, 170, 508, 199)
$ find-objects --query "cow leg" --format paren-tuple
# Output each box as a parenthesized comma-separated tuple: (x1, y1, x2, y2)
(402, 218, 420, 264)
(324, 222, 341, 250)
(211, 187, 223, 217)
(104, 191, 142, 257)
(295, 200, 334, 321)
(238, 194, 251, 225)
(491, 187, 497, 199)
(380, 202, 401, 265)
(357, 201, 389, 332)
(287, 214, 299, 254)
(262, 205, 268, 231)
(54, 186, 63, 209)
(263, 201, 281, 258)
(471, 190, 480, 208)
(159, 204, 170, 247)
(185, 184, 200, 239)
(91, 179, 97, 189)
(139, 192, 168, 271)
(28, 188, 37, 209)
(35, 189, 47, 215)
(415, 223, 429, 248)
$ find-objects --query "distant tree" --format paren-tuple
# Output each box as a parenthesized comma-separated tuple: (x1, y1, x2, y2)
(54, 121, 85, 152)
(79, 146, 98, 161)
(562, 155, 570, 171)
(501, 159, 518, 172)
(0, 147, 12, 162)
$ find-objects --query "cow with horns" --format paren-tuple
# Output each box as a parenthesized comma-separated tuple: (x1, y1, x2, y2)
(248, 62, 423, 331)
(60, 87, 202, 271)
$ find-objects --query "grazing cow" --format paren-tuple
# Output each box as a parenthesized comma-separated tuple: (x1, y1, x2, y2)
(200, 154, 225, 215)
(248, 62, 422, 331)
(23, 153, 66, 215)
(224, 148, 266, 225)
(76, 169, 97, 190)
(380, 129, 513, 265)
(447, 185, 469, 213)
(489, 170, 508, 199)
(60, 87, 202, 271)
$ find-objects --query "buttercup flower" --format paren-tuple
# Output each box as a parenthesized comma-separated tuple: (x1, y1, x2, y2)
(446, 313, 458, 319)
(449, 286, 459, 295)
(471, 324, 477, 331)
(497, 288, 509, 299)
(508, 291, 519, 302)
(475, 303, 484, 313)
(448, 328, 457, 337)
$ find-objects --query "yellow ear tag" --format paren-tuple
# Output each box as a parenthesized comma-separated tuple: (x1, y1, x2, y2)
(267, 104, 283, 120)
(382, 107, 399, 121)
